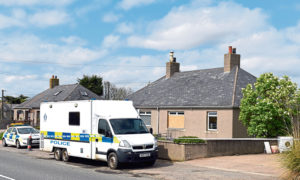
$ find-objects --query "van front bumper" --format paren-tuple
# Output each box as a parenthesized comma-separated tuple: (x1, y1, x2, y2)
(117, 148, 158, 163)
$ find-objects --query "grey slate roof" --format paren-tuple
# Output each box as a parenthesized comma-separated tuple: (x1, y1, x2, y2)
(15, 84, 102, 109)
(127, 67, 256, 108)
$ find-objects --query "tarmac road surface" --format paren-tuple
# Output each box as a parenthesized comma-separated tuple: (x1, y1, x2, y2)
(0, 150, 150, 180)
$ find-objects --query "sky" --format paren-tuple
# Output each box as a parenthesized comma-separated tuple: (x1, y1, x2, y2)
(1, 0, 300, 97)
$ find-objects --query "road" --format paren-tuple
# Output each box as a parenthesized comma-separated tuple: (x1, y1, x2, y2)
(0, 150, 150, 180)
(0, 145, 284, 180)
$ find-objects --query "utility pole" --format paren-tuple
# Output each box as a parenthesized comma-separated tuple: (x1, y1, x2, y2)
(1, 89, 4, 121)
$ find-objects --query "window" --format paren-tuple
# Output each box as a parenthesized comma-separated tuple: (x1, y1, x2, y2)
(69, 112, 80, 126)
(109, 118, 148, 135)
(12, 128, 17, 134)
(139, 111, 151, 126)
(168, 111, 184, 129)
(208, 112, 217, 130)
(80, 91, 88, 96)
(53, 91, 63, 96)
(6, 128, 12, 133)
(98, 119, 111, 136)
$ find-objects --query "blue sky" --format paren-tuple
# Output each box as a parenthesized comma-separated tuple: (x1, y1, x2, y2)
(1, 0, 300, 97)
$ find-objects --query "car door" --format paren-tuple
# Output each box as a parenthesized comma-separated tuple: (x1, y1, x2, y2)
(11, 128, 17, 145)
(4, 128, 13, 145)
(95, 119, 113, 161)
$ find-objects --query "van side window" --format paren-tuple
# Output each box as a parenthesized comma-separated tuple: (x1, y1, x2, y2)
(69, 112, 80, 126)
(98, 119, 111, 136)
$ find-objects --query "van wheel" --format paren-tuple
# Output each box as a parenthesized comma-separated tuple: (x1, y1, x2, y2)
(2, 139, 7, 147)
(108, 152, 119, 169)
(16, 140, 21, 149)
(62, 149, 69, 162)
(145, 160, 156, 166)
(54, 148, 62, 161)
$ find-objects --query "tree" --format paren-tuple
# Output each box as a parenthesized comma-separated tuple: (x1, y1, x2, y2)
(239, 73, 298, 138)
(77, 75, 103, 96)
(103, 81, 133, 100)
(4, 94, 28, 104)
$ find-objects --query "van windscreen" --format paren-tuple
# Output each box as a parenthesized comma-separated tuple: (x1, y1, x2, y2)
(109, 118, 149, 135)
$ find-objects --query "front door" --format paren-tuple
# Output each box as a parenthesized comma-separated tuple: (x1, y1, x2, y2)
(95, 119, 113, 161)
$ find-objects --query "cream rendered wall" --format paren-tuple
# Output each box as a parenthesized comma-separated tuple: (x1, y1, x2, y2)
(148, 108, 241, 138)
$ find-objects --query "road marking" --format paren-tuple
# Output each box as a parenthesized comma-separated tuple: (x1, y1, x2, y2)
(0, 174, 15, 180)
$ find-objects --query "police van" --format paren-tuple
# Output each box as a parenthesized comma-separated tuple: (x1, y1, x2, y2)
(40, 100, 158, 169)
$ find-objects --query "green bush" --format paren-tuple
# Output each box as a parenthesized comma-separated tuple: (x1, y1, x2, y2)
(173, 136, 205, 144)
(0, 132, 4, 139)
(281, 141, 300, 179)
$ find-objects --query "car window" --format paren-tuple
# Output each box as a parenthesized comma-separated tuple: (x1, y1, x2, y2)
(6, 128, 12, 133)
(12, 128, 17, 134)
(17, 128, 39, 134)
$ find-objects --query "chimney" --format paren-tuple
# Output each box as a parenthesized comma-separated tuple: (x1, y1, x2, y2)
(50, 75, 59, 89)
(224, 46, 240, 72)
(166, 51, 180, 78)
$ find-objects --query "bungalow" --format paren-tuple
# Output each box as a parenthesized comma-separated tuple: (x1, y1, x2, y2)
(127, 47, 256, 138)
(14, 76, 101, 127)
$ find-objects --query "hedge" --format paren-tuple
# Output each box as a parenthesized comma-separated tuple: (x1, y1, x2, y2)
(173, 136, 205, 144)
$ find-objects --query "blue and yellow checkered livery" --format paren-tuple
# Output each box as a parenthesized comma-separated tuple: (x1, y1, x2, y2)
(40, 131, 120, 144)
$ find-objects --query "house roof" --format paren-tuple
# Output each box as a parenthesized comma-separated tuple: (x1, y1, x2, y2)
(15, 84, 102, 109)
(127, 67, 256, 108)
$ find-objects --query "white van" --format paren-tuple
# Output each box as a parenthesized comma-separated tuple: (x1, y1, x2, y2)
(40, 100, 158, 169)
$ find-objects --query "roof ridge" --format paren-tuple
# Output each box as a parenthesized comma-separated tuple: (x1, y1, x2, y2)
(232, 66, 239, 106)
(63, 83, 80, 101)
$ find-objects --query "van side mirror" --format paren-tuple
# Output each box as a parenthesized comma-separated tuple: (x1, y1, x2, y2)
(150, 128, 153, 134)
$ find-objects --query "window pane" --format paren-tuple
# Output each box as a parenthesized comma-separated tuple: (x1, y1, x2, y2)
(69, 112, 80, 126)
(208, 112, 217, 116)
(169, 112, 177, 115)
(177, 112, 184, 115)
(140, 115, 151, 126)
(209, 116, 217, 130)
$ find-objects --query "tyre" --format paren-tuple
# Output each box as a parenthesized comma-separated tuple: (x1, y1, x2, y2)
(54, 148, 62, 161)
(108, 152, 119, 169)
(145, 160, 156, 166)
(2, 139, 7, 147)
(62, 149, 69, 162)
(16, 140, 21, 149)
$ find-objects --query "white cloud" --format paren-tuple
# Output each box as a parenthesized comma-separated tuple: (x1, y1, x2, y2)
(116, 22, 134, 34)
(29, 10, 70, 27)
(4, 75, 37, 83)
(61, 36, 87, 46)
(102, 12, 121, 23)
(127, 2, 268, 50)
(102, 35, 120, 48)
(0, 0, 73, 7)
(118, 0, 155, 10)
(0, 34, 107, 65)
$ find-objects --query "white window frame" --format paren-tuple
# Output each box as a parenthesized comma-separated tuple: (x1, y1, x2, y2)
(207, 111, 217, 131)
(139, 111, 151, 127)
(168, 111, 184, 116)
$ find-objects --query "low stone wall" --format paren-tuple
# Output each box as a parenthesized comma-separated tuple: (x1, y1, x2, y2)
(158, 138, 278, 161)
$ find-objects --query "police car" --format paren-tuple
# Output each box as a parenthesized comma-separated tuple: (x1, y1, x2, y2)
(2, 125, 40, 148)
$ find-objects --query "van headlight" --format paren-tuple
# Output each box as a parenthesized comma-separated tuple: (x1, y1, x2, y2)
(154, 139, 158, 148)
(119, 140, 131, 148)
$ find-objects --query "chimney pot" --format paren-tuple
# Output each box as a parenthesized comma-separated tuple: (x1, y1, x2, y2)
(166, 52, 180, 78)
(52, 75, 54, 78)
(232, 48, 236, 54)
(169, 51, 174, 62)
(228, 46, 233, 54)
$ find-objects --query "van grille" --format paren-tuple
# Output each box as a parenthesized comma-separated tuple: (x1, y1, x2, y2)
(132, 144, 153, 150)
